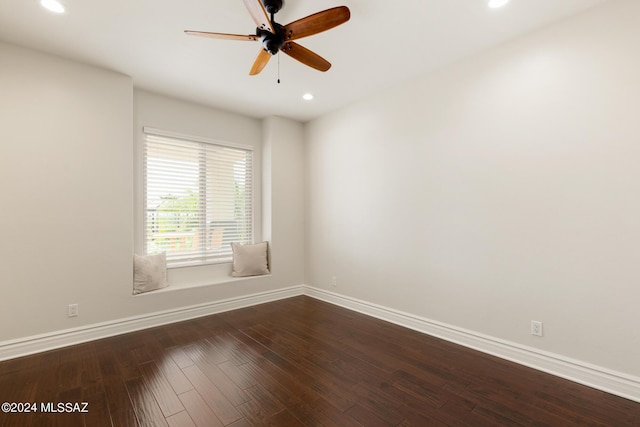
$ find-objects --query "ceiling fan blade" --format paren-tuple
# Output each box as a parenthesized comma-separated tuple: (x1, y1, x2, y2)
(243, 0, 273, 33)
(250, 49, 272, 75)
(281, 42, 331, 72)
(184, 30, 259, 41)
(282, 6, 350, 41)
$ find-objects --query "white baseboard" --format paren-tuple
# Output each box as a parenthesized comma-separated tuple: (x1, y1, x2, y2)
(1, 284, 638, 404)
(0, 285, 304, 362)
(303, 286, 640, 404)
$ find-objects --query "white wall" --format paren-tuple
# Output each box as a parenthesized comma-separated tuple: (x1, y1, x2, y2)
(0, 42, 133, 340)
(305, 0, 640, 377)
(262, 116, 305, 283)
(0, 44, 305, 345)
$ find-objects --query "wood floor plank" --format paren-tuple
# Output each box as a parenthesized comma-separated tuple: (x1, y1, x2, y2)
(166, 346, 195, 370)
(217, 360, 258, 390)
(125, 376, 168, 427)
(397, 400, 473, 427)
(228, 331, 270, 359)
(389, 368, 449, 408)
(262, 350, 356, 411)
(289, 397, 362, 427)
(177, 389, 223, 427)
(183, 339, 228, 366)
(267, 409, 305, 426)
(27, 351, 64, 427)
(54, 387, 85, 427)
(348, 382, 404, 425)
(166, 410, 196, 427)
(235, 399, 268, 426)
(182, 365, 241, 425)
(190, 354, 249, 407)
(82, 391, 114, 427)
(0, 370, 39, 427)
(154, 353, 194, 396)
(227, 418, 252, 427)
(243, 384, 285, 418)
(344, 403, 392, 427)
(113, 347, 143, 383)
(251, 357, 319, 407)
(230, 356, 316, 410)
(138, 361, 185, 418)
(206, 333, 253, 366)
(0, 296, 638, 426)
(96, 351, 138, 427)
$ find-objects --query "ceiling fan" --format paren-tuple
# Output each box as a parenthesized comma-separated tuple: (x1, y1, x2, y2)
(185, 0, 351, 76)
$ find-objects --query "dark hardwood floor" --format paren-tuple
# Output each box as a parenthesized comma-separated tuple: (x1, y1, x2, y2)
(0, 296, 638, 426)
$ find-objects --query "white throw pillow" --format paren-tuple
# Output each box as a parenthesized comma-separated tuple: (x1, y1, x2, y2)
(133, 252, 169, 294)
(231, 242, 270, 277)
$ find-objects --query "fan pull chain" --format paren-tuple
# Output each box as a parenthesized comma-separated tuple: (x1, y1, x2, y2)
(277, 52, 281, 84)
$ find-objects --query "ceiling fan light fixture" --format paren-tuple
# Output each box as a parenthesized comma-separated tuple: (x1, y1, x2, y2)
(40, 0, 65, 14)
(303, 93, 314, 101)
(488, 0, 510, 9)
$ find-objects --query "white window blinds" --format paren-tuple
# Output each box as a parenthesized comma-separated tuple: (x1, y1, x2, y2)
(143, 128, 253, 266)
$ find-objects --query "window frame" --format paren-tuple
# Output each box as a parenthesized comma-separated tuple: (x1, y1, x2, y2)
(141, 127, 256, 268)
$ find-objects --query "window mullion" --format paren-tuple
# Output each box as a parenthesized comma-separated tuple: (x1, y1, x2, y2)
(198, 144, 207, 262)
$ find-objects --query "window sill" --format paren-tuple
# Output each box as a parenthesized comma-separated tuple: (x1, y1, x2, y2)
(167, 259, 232, 270)
(134, 274, 272, 296)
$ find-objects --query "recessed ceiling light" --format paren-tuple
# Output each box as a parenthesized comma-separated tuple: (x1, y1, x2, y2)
(488, 0, 510, 9)
(40, 0, 65, 14)
(302, 93, 314, 101)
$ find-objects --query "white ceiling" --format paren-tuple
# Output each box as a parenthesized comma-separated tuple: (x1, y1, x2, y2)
(0, 0, 609, 122)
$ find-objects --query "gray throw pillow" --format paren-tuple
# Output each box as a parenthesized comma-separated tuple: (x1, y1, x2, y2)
(231, 242, 270, 277)
(133, 252, 169, 294)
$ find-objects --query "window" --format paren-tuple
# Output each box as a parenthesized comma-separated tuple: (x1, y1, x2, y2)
(143, 128, 253, 266)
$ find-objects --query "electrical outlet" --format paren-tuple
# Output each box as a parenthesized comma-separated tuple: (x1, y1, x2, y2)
(331, 276, 337, 287)
(531, 320, 543, 337)
(68, 304, 79, 318)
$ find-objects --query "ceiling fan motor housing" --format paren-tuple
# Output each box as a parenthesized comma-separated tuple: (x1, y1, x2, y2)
(262, 0, 283, 14)
(258, 23, 285, 55)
